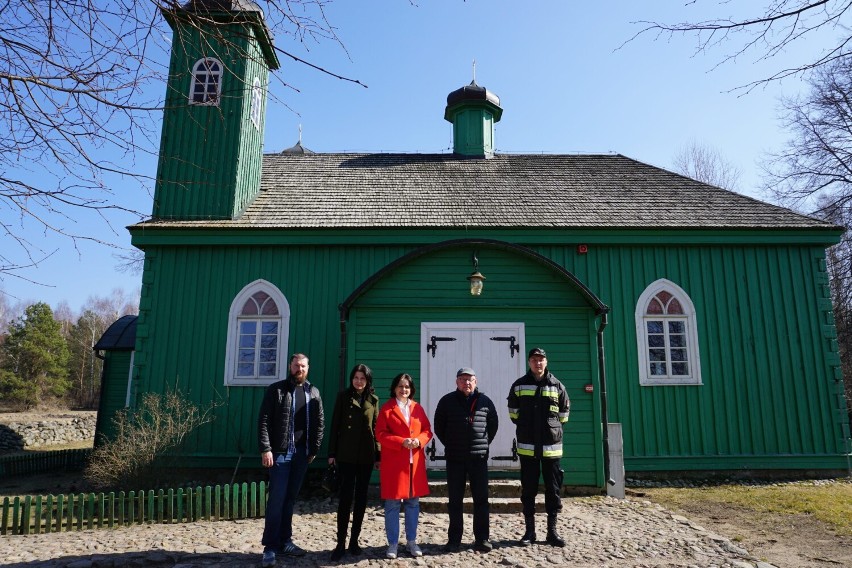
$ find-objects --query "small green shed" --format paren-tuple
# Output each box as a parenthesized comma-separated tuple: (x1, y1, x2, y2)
(97, 1, 852, 489)
(93, 315, 137, 446)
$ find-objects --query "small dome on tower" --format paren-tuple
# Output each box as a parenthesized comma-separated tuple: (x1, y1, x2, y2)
(445, 80, 501, 114)
(444, 80, 502, 158)
(281, 141, 314, 155)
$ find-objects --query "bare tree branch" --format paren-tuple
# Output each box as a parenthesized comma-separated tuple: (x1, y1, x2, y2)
(764, 57, 852, 211)
(672, 140, 743, 191)
(624, 1, 852, 91)
(764, 57, 852, 423)
(0, 1, 361, 279)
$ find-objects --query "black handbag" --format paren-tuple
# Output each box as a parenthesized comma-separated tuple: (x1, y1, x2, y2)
(322, 463, 340, 493)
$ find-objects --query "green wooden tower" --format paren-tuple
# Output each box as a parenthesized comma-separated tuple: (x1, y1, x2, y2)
(444, 80, 503, 158)
(153, 0, 280, 220)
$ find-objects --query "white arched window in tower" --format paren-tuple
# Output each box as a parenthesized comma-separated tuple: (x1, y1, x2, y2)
(250, 77, 263, 129)
(189, 58, 223, 105)
(635, 279, 702, 386)
(224, 280, 290, 386)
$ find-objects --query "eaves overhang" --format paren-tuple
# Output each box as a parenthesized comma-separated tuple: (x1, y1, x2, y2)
(127, 225, 844, 249)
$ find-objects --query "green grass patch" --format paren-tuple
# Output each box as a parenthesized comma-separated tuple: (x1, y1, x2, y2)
(643, 481, 852, 536)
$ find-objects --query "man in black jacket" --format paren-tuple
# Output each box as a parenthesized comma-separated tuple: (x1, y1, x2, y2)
(258, 353, 325, 567)
(507, 347, 569, 548)
(433, 367, 498, 553)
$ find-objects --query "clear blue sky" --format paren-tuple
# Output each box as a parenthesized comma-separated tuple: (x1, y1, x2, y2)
(0, 1, 822, 315)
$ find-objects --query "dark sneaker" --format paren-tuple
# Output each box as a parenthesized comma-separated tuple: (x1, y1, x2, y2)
(473, 540, 493, 552)
(519, 530, 536, 547)
(261, 549, 276, 567)
(348, 541, 362, 555)
(443, 542, 461, 553)
(280, 542, 307, 557)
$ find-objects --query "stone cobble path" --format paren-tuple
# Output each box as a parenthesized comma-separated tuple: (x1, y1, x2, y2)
(0, 496, 777, 568)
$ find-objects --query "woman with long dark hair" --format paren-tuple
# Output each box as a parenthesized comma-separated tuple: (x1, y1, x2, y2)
(327, 363, 380, 560)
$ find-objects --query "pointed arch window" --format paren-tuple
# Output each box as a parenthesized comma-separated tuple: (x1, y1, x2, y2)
(635, 279, 702, 386)
(190, 58, 223, 105)
(250, 77, 263, 129)
(224, 280, 290, 386)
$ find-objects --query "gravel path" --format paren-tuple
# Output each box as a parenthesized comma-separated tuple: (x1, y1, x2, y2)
(0, 495, 778, 568)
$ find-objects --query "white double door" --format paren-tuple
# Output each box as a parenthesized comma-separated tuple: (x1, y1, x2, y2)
(419, 322, 526, 470)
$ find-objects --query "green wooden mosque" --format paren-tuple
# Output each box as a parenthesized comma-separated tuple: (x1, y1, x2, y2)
(95, 0, 851, 489)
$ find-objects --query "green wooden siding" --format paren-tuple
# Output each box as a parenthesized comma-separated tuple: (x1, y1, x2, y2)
(344, 245, 602, 486)
(536, 242, 848, 470)
(94, 351, 132, 446)
(129, 234, 850, 475)
(451, 108, 495, 157)
(133, 244, 418, 464)
(153, 22, 269, 220)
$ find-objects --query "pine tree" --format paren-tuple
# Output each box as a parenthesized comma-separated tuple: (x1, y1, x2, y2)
(0, 303, 71, 409)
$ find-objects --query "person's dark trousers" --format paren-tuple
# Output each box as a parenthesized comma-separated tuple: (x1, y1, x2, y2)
(335, 462, 373, 545)
(261, 447, 310, 552)
(446, 457, 490, 544)
(519, 456, 564, 517)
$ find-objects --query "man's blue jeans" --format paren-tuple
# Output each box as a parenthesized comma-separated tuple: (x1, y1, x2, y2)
(384, 497, 419, 544)
(262, 447, 310, 551)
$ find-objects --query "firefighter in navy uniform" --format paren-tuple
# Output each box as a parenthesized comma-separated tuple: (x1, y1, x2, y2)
(507, 347, 570, 547)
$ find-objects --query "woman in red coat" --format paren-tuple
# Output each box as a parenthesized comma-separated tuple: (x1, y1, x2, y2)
(376, 373, 432, 559)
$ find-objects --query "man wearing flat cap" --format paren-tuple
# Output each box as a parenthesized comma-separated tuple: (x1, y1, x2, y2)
(507, 347, 570, 547)
(433, 367, 498, 553)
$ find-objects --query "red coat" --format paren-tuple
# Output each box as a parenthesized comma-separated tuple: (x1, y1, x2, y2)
(376, 398, 432, 500)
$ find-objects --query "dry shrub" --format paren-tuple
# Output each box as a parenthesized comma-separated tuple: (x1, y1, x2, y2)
(85, 390, 218, 489)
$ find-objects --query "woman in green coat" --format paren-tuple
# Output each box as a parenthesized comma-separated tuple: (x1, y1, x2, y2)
(327, 363, 380, 560)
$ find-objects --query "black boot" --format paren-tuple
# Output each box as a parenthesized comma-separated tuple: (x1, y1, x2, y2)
(330, 541, 346, 561)
(519, 515, 536, 546)
(348, 511, 363, 555)
(545, 513, 565, 547)
(332, 514, 348, 560)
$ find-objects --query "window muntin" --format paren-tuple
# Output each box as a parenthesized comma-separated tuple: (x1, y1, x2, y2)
(646, 318, 689, 377)
(250, 77, 262, 129)
(225, 281, 290, 386)
(190, 58, 223, 105)
(635, 279, 701, 386)
(235, 292, 279, 379)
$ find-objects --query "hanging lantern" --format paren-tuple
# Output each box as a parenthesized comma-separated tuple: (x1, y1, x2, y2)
(467, 270, 486, 296)
(467, 252, 485, 296)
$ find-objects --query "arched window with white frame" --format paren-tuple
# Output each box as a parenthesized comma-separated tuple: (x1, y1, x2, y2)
(635, 279, 702, 386)
(250, 77, 263, 129)
(224, 280, 290, 386)
(190, 58, 223, 105)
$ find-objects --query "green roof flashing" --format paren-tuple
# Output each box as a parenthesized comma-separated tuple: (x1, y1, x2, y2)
(128, 226, 843, 248)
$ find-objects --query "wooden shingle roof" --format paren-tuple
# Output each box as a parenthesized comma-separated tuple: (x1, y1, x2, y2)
(139, 153, 834, 230)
